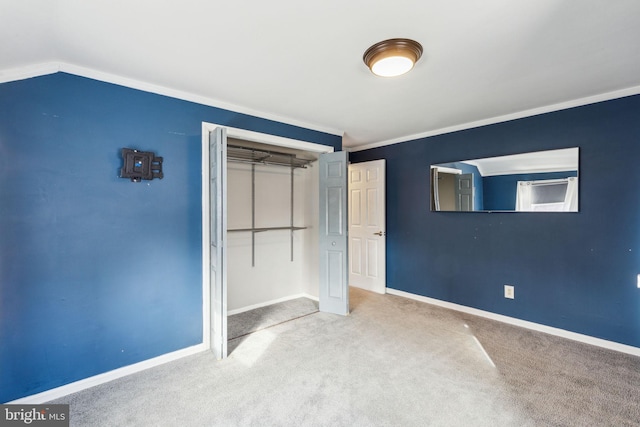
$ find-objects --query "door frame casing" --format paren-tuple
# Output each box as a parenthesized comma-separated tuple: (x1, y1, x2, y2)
(201, 122, 334, 350)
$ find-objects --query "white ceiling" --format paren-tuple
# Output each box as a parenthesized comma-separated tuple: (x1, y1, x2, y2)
(462, 147, 579, 176)
(2, 1, 640, 149)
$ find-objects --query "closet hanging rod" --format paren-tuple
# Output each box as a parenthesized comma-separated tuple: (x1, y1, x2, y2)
(228, 226, 307, 233)
(226, 144, 312, 169)
(228, 157, 309, 169)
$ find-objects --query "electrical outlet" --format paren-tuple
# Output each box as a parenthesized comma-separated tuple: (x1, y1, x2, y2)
(504, 285, 515, 299)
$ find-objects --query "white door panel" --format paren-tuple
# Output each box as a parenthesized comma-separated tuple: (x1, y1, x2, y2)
(350, 237, 362, 275)
(348, 160, 386, 294)
(367, 188, 379, 226)
(351, 189, 362, 225)
(366, 239, 379, 277)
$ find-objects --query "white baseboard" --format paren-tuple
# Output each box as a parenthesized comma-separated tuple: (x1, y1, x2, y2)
(386, 288, 640, 358)
(9, 293, 320, 404)
(228, 293, 319, 316)
(7, 343, 207, 404)
(16, 288, 634, 404)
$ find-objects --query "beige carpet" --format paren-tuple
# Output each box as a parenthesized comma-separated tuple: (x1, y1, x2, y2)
(52, 287, 640, 426)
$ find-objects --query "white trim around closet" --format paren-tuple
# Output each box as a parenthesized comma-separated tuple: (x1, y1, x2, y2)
(201, 122, 334, 350)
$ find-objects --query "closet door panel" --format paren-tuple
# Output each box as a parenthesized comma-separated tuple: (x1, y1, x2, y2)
(319, 151, 349, 315)
(209, 127, 227, 359)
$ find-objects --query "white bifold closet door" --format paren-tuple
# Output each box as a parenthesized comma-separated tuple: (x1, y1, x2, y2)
(209, 127, 227, 359)
(318, 151, 349, 315)
(208, 132, 349, 360)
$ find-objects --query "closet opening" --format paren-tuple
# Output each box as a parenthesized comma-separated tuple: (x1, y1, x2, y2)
(225, 137, 322, 353)
(203, 122, 348, 359)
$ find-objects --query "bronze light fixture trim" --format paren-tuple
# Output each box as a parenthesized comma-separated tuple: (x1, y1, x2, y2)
(363, 38, 423, 77)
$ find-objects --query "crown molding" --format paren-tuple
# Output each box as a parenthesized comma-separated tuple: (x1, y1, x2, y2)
(6, 62, 638, 152)
(0, 62, 344, 138)
(0, 62, 61, 83)
(348, 84, 640, 152)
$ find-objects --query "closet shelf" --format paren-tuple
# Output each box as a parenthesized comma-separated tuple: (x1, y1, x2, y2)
(228, 226, 307, 233)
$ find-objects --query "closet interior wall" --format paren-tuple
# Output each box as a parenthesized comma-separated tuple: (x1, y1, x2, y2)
(226, 138, 320, 312)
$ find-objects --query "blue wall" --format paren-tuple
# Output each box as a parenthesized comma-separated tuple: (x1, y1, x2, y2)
(483, 170, 578, 211)
(0, 73, 341, 402)
(351, 94, 640, 348)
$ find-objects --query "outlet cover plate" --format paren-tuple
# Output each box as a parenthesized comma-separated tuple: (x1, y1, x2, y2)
(504, 285, 515, 299)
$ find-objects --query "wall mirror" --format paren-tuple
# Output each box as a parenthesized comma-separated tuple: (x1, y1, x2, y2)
(430, 147, 579, 212)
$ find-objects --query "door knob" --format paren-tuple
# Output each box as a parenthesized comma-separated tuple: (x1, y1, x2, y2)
(373, 231, 385, 236)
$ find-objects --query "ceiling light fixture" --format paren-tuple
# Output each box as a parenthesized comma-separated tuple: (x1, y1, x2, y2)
(363, 38, 423, 77)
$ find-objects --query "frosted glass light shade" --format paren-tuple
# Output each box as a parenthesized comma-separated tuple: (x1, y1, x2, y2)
(371, 56, 415, 77)
(363, 38, 423, 78)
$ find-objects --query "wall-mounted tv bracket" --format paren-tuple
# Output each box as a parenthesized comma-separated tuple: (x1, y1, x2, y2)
(120, 148, 163, 182)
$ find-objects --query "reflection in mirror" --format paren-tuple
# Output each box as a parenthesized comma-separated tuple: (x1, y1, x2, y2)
(431, 147, 579, 212)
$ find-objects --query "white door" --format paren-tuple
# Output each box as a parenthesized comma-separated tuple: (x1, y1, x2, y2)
(209, 128, 227, 359)
(319, 151, 349, 315)
(348, 159, 386, 294)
